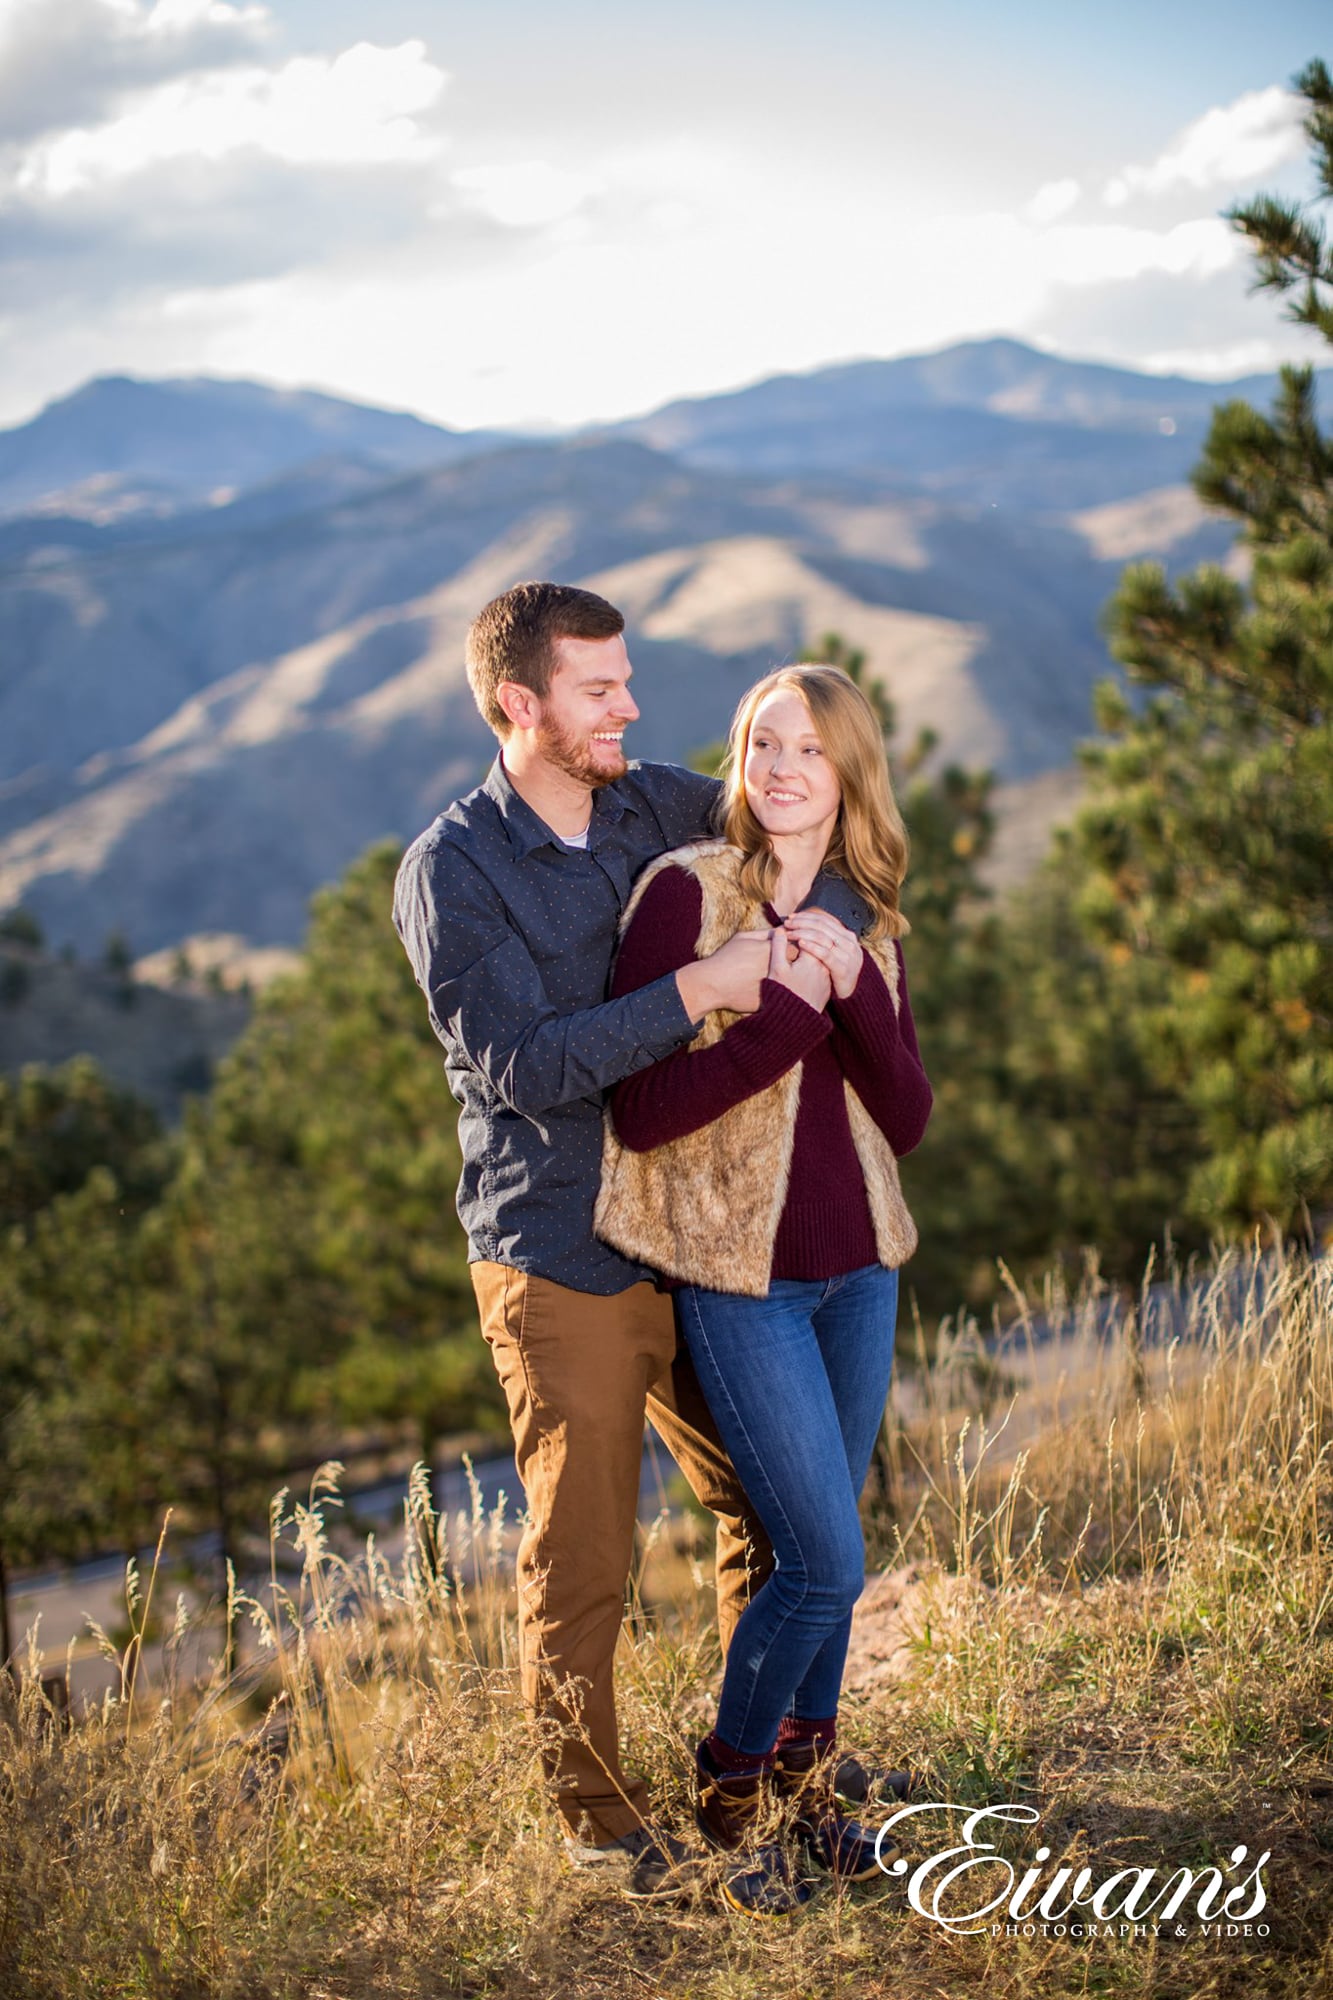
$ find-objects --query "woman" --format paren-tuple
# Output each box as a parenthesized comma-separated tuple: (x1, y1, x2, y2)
(595, 663, 932, 1916)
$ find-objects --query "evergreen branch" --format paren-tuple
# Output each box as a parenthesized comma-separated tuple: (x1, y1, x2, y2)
(1294, 58, 1333, 201)
(1227, 194, 1325, 297)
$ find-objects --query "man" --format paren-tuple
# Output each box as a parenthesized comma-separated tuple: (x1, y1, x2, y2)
(393, 580, 775, 1896)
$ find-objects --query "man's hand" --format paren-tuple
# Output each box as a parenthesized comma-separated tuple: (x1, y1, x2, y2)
(781, 909, 864, 1000)
(766, 923, 832, 1012)
(676, 928, 772, 1020)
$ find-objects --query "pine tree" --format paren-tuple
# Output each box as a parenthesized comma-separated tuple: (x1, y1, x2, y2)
(0, 1062, 171, 1662)
(205, 843, 498, 1465)
(1075, 59, 1333, 1234)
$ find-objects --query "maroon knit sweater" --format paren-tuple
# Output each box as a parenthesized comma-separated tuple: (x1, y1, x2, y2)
(608, 865, 933, 1282)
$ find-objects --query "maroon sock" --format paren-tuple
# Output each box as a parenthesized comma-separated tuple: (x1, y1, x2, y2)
(776, 1714, 837, 1749)
(704, 1730, 775, 1776)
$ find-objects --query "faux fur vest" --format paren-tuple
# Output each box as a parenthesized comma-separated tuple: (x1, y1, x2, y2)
(594, 840, 918, 1298)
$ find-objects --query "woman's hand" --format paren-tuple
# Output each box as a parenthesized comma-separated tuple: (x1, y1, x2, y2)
(780, 909, 864, 1000)
(767, 923, 831, 1012)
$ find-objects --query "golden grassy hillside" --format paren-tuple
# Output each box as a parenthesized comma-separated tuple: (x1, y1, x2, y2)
(2, 1246, 1329, 2000)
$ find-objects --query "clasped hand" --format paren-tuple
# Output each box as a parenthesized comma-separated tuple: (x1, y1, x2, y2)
(687, 909, 863, 1018)
(777, 909, 864, 1000)
(766, 923, 831, 1010)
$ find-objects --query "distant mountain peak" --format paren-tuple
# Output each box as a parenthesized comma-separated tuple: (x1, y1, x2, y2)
(606, 338, 1332, 473)
(0, 375, 516, 519)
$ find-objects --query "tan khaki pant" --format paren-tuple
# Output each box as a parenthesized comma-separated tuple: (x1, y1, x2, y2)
(470, 1262, 771, 1842)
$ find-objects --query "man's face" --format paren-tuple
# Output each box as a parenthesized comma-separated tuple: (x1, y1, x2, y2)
(534, 633, 640, 786)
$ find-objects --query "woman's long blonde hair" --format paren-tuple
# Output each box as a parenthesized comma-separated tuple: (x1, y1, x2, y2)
(720, 663, 910, 940)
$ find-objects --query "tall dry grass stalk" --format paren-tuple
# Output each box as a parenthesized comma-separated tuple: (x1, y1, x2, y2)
(861, 1248, 1332, 1798)
(1, 1245, 1329, 1999)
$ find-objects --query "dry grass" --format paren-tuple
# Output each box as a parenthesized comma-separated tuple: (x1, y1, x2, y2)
(2, 1246, 1331, 2000)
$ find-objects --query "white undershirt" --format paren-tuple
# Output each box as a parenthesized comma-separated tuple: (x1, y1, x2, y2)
(560, 827, 590, 850)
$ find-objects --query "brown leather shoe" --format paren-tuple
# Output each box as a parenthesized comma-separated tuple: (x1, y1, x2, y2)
(772, 1738, 897, 1879)
(563, 1822, 705, 1902)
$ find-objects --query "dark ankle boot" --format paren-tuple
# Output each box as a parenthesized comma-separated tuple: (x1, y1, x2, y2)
(694, 1739, 818, 1918)
(772, 1738, 897, 1880)
(695, 1738, 767, 1850)
(828, 1748, 917, 1806)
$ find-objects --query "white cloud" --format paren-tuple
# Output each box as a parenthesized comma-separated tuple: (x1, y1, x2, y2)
(0, 21, 474, 343)
(0, 35, 1308, 435)
(92, 178, 1249, 435)
(15, 39, 447, 193)
(1104, 85, 1303, 206)
(0, 0, 270, 141)
(1031, 249, 1319, 386)
(1042, 214, 1237, 287)
(1137, 339, 1298, 378)
(1026, 177, 1080, 225)
(451, 160, 604, 230)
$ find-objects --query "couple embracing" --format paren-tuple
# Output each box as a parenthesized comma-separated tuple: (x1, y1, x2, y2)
(394, 580, 932, 1916)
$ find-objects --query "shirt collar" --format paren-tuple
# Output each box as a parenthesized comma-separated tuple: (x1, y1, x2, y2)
(483, 753, 637, 859)
(809, 868, 873, 934)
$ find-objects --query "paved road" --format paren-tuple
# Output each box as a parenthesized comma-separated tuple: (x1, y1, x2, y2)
(9, 1431, 689, 1704)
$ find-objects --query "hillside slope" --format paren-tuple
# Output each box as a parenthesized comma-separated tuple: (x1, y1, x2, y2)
(0, 462, 1232, 952)
(0, 940, 249, 1117)
(0, 340, 1255, 956)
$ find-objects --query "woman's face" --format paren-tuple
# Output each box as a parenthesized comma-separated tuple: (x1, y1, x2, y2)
(743, 689, 842, 844)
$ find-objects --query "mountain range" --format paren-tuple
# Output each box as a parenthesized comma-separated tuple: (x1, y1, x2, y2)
(0, 375, 512, 521)
(0, 337, 1307, 960)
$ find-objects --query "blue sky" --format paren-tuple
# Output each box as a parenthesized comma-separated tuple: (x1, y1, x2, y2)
(0, 0, 1327, 429)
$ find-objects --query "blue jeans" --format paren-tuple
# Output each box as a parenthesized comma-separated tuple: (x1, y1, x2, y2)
(677, 1264, 899, 1758)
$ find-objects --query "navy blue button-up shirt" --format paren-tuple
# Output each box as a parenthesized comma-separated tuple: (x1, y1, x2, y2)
(393, 755, 723, 1292)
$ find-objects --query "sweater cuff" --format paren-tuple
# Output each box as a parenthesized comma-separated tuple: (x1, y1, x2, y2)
(832, 953, 900, 1038)
(726, 979, 832, 1089)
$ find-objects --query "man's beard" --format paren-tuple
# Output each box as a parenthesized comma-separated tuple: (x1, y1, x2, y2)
(536, 715, 628, 787)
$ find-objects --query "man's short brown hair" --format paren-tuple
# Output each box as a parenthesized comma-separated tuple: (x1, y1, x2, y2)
(465, 581, 625, 734)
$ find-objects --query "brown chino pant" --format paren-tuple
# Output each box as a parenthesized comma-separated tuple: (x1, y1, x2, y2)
(470, 1261, 772, 1843)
